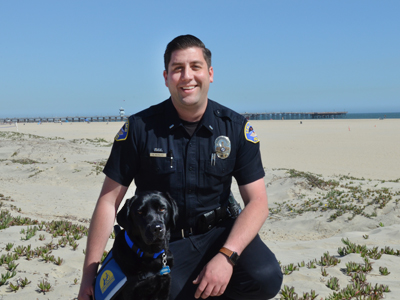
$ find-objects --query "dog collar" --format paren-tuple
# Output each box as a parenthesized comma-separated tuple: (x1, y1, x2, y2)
(124, 231, 165, 259)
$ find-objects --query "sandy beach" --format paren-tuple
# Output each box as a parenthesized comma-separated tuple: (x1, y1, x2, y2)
(1, 119, 399, 299)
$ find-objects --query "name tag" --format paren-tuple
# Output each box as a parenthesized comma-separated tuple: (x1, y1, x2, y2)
(150, 153, 167, 157)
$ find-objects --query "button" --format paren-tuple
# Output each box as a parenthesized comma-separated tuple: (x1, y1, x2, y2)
(188, 189, 192, 193)
(189, 166, 193, 171)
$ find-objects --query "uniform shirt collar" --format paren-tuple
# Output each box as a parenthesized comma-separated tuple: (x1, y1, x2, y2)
(198, 99, 216, 134)
(165, 98, 215, 134)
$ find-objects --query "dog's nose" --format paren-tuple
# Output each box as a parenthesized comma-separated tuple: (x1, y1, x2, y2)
(153, 224, 163, 233)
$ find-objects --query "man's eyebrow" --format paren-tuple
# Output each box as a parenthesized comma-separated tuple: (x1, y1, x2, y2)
(170, 60, 205, 66)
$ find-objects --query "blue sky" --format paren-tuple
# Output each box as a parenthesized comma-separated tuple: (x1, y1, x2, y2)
(1, 1, 399, 118)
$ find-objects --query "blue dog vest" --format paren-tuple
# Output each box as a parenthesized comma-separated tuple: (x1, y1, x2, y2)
(94, 250, 127, 300)
(94, 232, 171, 300)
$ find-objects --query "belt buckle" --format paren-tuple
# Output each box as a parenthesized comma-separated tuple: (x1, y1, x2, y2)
(181, 228, 193, 239)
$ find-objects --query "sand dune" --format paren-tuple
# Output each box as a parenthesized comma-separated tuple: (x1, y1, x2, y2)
(1, 120, 399, 299)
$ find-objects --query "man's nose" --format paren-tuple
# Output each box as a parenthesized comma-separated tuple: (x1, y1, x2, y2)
(182, 67, 194, 80)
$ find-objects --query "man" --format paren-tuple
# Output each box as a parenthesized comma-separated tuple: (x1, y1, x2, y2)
(78, 34, 282, 300)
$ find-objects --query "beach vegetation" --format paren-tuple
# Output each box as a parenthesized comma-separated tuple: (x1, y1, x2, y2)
(280, 285, 319, 300)
(8, 277, 31, 291)
(37, 279, 52, 294)
(54, 256, 64, 265)
(101, 251, 109, 264)
(0, 271, 17, 286)
(9, 281, 20, 292)
(11, 158, 41, 165)
(281, 263, 299, 275)
(86, 159, 107, 175)
(317, 252, 340, 267)
(6, 261, 19, 272)
(271, 169, 400, 226)
(0, 131, 64, 141)
(41, 253, 55, 263)
(71, 137, 112, 147)
(5, 243, 14, 251)
(306, 259, 317, 269)
(379, 266, 390, 276)
(326, 277, 340, 291)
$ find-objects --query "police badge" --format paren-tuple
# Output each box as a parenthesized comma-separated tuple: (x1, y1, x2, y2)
(215, 136, 231, 159)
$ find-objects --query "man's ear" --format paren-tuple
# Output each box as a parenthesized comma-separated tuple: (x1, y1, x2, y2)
(164, 192, 178, 229)
(163, 70, 168, 87)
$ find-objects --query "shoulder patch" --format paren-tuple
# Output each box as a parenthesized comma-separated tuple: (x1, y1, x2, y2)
(115, 121, 129, 141)
(244, 122, 259, 143)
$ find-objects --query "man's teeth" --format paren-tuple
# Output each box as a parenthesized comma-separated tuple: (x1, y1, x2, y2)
(182, 86, 195, 90)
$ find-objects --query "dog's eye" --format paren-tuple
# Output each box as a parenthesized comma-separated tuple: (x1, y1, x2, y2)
(159, 208, 165, 212)
(137, 210, 143, 215)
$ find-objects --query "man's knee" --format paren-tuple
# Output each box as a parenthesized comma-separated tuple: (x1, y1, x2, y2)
(254, 263, 283, 299)
(225, 262, 283, 300)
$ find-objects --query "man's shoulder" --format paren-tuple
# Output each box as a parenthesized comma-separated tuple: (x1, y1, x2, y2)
(128, 99, 169, 122)
(208, 99, 245, 125)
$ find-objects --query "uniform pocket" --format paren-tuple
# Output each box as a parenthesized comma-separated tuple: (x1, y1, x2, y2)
(197, 158, 235, 207)
(137, 156, 179, 192)
(204, 158, 236, 177)
(140, 156, 176, 175)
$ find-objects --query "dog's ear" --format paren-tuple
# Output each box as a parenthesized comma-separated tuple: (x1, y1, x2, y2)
(117, 195, 137, 229)
(164, 192, 178, 229)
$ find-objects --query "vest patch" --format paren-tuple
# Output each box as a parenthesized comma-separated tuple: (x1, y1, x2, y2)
(100, 270, 115, 293)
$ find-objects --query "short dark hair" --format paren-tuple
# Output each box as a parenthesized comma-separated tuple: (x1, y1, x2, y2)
(164, 34, 212, 72)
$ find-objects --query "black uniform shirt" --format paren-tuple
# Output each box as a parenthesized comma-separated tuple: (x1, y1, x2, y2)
(103, 98, 265, 230)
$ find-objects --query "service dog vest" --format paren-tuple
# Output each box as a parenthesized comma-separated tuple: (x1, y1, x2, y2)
(94, 231, 171, 300)
(94, 250, 127, 300)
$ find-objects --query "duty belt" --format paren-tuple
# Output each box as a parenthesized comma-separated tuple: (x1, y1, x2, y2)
(170, 206, 229, 242)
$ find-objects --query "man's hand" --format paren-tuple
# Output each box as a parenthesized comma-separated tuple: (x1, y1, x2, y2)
(77, 280, 94, 300)
(193, 253, 233, 299)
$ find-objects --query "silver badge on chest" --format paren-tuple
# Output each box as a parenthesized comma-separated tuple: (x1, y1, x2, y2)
(215, 136, 231, 159)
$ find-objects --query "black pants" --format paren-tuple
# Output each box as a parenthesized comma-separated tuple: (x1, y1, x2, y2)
(169, 218, 283, 300)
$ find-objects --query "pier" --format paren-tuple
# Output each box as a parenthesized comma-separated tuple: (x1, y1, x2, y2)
(0, 115, 129, 124)
(0, 111, 347, 124)
(242, 111, 347, 120)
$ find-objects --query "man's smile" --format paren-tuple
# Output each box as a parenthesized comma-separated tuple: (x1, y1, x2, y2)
(181, 86, 196, 90)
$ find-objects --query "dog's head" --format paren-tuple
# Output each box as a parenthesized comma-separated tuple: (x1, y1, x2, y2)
(120, 191, 178, 246)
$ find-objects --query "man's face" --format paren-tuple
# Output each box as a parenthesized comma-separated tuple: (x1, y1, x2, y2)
(163, 47, 213, 114)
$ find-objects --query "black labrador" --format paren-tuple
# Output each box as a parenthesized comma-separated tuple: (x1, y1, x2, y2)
(110, 191, 178, 300)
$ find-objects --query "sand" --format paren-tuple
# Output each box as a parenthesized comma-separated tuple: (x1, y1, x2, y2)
(0, 119, 399, 299)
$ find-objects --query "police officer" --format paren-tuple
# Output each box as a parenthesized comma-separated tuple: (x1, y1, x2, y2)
(78, 35, 282, 300)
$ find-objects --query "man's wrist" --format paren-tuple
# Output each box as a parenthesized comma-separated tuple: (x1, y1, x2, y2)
(219, 247, 240, 266)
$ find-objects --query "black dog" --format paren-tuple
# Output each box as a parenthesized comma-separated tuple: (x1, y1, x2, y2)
(110, 191, 178, 300)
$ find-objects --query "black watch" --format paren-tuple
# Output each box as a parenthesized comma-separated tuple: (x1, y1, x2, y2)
(219, 247, 240, 266)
